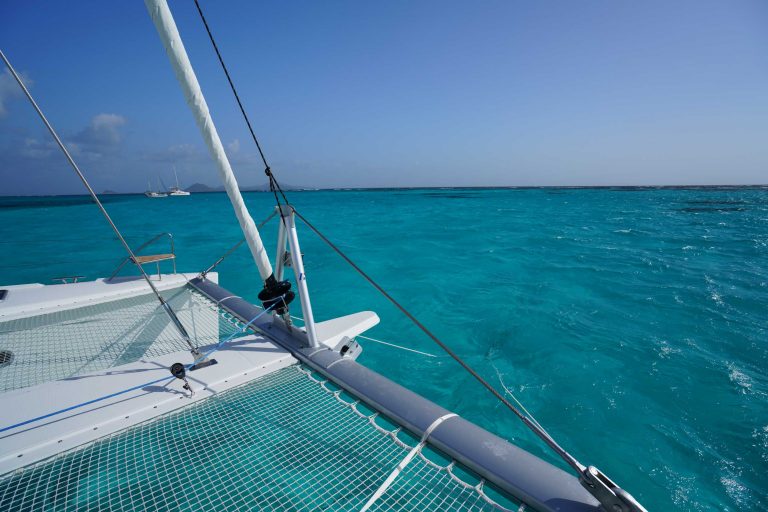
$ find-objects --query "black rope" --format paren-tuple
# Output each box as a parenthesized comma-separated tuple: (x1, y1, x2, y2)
(292, 210, 584, 474)
(193, 0, 291, 214)
(193, 0, 268, 172)
(192, 0, 586, 478)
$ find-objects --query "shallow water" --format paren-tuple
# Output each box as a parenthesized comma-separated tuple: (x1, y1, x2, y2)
(1, 187, 766, 510)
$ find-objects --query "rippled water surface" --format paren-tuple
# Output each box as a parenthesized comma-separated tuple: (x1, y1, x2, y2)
(1, 187, 766, 510)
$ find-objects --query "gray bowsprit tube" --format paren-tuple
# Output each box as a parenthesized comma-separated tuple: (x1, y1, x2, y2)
(145, 0, 296, 317)
(144, 0, 271, 281)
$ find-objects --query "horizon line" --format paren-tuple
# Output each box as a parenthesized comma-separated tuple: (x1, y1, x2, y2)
(2, 183, 768, 198)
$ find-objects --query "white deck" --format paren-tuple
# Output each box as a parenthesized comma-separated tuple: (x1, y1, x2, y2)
(0, 273, 208, 322)
(0, 272, 298, 475)
(0, 273, 232, 393)
(0, 273, 382, 478)
(0, 333, 295, 475)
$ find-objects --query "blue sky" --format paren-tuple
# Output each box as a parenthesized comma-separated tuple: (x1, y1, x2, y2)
(1, 0, 767, 195)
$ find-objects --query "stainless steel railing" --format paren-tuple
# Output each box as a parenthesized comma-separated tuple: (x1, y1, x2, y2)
(108, 232, 176, 281)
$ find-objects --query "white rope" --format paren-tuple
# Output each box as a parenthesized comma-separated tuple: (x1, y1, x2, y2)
(360, 413, 458, 511)
(289, 315, 438, 358)
(493, 364, 547, 433)
(356, 335, 439, 358)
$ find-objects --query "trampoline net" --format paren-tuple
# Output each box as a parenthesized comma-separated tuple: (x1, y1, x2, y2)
(0, 285, 245, 393)
(0, 364, 521, 511)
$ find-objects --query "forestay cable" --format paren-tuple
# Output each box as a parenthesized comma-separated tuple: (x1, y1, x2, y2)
(192, 0, 291, 213)
(293, 210, 584, 474)
(187, 1, 580, 473)
(187, 7, 648, 511)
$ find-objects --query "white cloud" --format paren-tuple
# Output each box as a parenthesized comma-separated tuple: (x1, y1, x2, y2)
(144, 143, 203, 163)
(74, 113, 126, 146)
(0, 68, 32, 118)
(228, 139, 240, 153)
(19, 137, 55, 159)
(9, 113, 125, 168)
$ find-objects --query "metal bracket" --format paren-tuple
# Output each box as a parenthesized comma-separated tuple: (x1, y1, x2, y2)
(189, 357, 218, 372)
(52, 276, 85, 284)
(334, 336, 363, 360)
(580, 466, 648, 512)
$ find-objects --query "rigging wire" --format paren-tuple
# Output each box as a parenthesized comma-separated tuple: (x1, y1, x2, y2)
(192, 0, 291, 213)
(199, 208, 279, 278)
(288, 314, 439, 358)
(0, 49, 200, 360)
(293, 211, 584, 473)
(189, 0, 585, 475)
(353, 335, 439, 359)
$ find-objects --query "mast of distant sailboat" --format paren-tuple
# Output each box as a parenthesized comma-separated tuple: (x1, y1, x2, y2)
(169, 166, 190, 196)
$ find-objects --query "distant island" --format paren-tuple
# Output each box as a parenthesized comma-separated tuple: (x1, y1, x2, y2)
(185, 182, 309, 193)
(98, 182, 311, 195)
(18, 183, 768, 198)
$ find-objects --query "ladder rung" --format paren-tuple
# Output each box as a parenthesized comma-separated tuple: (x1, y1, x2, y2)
(132, 254, 175, 264)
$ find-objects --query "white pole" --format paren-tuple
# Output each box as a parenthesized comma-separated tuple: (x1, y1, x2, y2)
(145, 0, 273, 281)
(274, 220, 288, 282)
(282, 208, 318, 347)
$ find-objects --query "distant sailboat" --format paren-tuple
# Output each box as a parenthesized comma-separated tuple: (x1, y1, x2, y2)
(144, 178, 167, 198)
(168, 166, 190, 196)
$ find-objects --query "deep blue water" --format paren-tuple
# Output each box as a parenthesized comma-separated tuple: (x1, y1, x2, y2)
(1, 187, 766, 510)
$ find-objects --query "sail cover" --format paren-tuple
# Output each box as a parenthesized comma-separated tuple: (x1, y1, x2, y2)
(144, 0, 273, 281)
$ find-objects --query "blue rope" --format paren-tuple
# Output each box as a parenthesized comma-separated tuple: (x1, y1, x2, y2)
(187, 303, 274, 369)
(0, 305, 275, 435)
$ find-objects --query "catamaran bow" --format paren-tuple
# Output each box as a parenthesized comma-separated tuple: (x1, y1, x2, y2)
(0, 1, 650, 509)
(144, 0, 649, 510)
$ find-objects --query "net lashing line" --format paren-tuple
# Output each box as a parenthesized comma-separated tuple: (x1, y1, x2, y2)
(0, 297, 278, 435)
(0, 364, 519, 511)
(0, 286, 244, 394)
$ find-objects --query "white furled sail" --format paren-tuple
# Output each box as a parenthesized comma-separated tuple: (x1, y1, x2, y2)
(144, 0, 273, 281)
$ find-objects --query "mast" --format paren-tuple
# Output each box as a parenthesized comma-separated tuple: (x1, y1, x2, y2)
(144, 0, 273, 283)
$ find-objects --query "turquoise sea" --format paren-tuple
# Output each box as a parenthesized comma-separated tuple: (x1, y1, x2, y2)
(1, 187, 766, 511)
